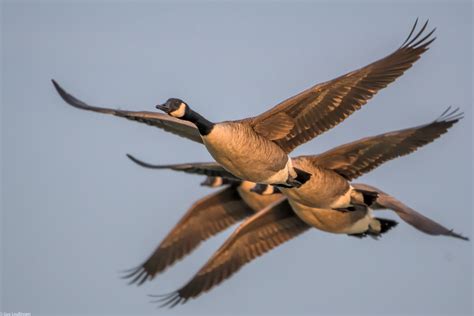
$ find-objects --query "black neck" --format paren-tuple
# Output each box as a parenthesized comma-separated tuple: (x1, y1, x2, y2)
(183, 108, 215, 136)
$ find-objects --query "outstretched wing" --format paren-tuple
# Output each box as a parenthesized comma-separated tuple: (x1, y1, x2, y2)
(126, 154, 239, 180)
(352, 183, 468, 241)
(153, 198, 309, 307)
(302, 107, 462, 180)
(250, 20, 435, 152)
(52, 80, 202, 143)
(123, 186, 255, 285)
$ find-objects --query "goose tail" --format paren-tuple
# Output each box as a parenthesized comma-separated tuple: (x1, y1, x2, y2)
(374, 217, 399, 234)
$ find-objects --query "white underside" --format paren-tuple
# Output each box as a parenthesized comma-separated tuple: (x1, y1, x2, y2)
(345, 208, 374, 234)
(289, 199, 374, 234)
(328, 186, 353, 209)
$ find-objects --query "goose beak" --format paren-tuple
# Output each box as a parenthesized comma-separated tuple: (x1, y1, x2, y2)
(156, 104, 168, 112)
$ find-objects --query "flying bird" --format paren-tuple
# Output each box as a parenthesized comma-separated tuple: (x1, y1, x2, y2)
(127, 107, 463, 212)
(122, 108, 467, 295)
(147, 181, 466, 308)
(122, 170, 467, 298)
(53, 19, 435, 187)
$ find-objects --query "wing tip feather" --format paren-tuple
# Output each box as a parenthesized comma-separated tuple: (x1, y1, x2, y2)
(150, 291, 186, 308)
(435, 106, 464, 124)
(401, 18, 436, 50)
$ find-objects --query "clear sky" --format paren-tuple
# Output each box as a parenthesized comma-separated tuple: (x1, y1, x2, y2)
(1, 1, 472, 315)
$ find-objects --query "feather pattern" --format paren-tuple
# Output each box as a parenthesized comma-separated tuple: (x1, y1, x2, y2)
(249, 19, 436, 153)
(151, 198, 309, 307)
(122, 186, 254, 285)
(352, 183, 468, 240)
(126, 154, 239, 180)
(52, 80, 202, 143)
(307, 107, 462, 180)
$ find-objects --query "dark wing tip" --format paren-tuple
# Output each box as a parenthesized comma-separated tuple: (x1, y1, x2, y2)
(51, 79, 116, 114)
(51, 79, 70, 102)
(150, 291, 186, 308)
(447, 229, 469, 241)
(125, 153, 140, 164)
(120, 265, 151, 286)
(51, 79, 78, 106)
(401, 18, 436, 49)
(435, 106, 464, 123)
(126, 153, 164, 169)
(51, 78, 60, 89)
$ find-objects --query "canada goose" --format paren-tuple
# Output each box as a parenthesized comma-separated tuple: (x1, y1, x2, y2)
(125, 165, 468, 303)
(122, 177, 282, 285)
(128, 163, 467, 242)
(197, 176, 463, 240)
(203, 178, 381, 234)
(151, 190, 466, 308)
(54, 20, 435, 186)
(286, 199, 398, 236)
(203, 178, 466, 240)
(127, 107, 462, 210)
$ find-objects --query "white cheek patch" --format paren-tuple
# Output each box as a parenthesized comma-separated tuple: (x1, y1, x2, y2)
(170, 103, 186, 118)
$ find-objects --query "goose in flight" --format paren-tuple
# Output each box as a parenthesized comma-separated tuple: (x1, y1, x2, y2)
(53, 19, 435, 187)
(179, 176, 468, 241)
(122, 171, 467, 297)
(149, 185, 466, 308)
(126, 107, 463, 212)
(123, 106, 467, 290)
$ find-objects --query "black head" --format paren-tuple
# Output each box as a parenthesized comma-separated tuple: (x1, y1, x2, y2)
(156, 98, 188, 118)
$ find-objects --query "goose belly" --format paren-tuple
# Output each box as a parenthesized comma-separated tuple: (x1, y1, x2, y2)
(202, 124, 289, 184)
(289, 199, 371, 234)
(237, 182, 283, 212)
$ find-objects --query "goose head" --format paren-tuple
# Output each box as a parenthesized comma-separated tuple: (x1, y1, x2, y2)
(157, 98, 189, 118)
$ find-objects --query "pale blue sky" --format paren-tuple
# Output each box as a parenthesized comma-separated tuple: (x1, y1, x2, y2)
(1, 1, 472, 315)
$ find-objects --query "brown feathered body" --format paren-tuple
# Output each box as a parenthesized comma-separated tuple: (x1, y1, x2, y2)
(287, 200, 379, 234)
(202, 122, 294, 184)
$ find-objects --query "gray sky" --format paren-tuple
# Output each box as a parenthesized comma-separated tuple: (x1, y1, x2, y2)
(1, 1, 472, 315)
